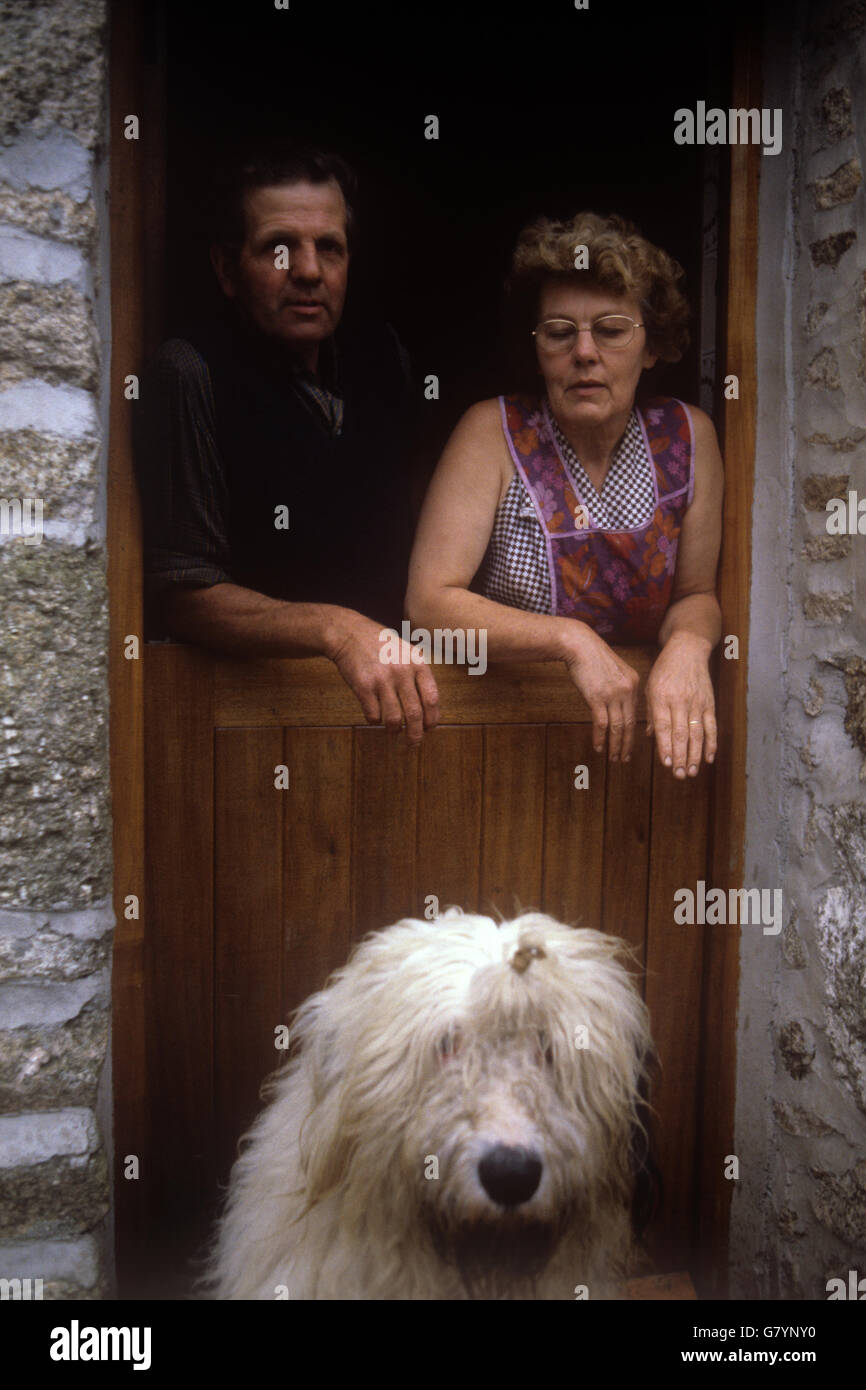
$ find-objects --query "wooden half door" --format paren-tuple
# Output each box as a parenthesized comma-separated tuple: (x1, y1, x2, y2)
(125, 650, 712, 1295)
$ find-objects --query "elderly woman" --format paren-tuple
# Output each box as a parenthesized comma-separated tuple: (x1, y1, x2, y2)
(406, 212, 723, 778)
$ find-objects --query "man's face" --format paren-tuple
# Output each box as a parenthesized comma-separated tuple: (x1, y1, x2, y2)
(212, 179, 350, 368)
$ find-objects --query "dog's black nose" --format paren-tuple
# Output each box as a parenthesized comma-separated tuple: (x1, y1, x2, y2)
(478, 1145, 542, 1207)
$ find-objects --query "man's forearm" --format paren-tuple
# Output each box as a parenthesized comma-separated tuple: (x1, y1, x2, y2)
(162, 581, 347, 659)
(657, 592, 722, 653)
(160, 581, 440, 745)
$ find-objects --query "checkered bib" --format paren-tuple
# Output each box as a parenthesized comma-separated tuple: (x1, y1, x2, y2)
(493, 393, 695, 643)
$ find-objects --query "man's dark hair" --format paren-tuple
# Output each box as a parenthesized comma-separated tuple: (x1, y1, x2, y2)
(209, 144, 358, 258)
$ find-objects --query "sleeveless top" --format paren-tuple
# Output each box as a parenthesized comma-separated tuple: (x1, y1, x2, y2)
(478, 393, 695, 644)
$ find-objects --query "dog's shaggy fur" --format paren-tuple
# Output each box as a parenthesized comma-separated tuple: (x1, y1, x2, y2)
(204, 912, 655, 1300)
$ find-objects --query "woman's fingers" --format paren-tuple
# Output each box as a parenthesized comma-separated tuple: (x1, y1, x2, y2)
(621, 706, 637, 762)
(607, 704, 625, 761)
(703, 707, 718, 764)
(649, 698, 673, 769)
(591, 702, 609, 755)
(644, 643, 717, 777)
(686, 710, 704, 777)
(592, 683, 638, 761)
(649, 693, 716, 776)
(610, 703, 638, 762)
(564, 642, 639, 761)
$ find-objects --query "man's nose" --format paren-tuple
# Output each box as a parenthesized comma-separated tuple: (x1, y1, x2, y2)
(289, 244, 322, 282)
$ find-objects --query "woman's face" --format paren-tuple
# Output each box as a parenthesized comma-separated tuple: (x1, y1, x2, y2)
(535, 280, 658, 433)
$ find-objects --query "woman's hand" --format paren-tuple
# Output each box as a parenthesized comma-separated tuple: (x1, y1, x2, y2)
(645, 632, 717, 777)
(561, 626, 640, 762)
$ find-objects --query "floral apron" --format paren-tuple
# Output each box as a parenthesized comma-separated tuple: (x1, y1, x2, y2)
(499, 393, 695, 643)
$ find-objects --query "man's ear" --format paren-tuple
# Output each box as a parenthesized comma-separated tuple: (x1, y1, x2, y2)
(210, 243, 236, 299)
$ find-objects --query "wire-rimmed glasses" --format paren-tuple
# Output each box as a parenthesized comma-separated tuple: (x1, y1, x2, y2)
(532, 316, 644, 352)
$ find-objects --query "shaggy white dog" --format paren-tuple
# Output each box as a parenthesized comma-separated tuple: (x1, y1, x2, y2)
(205, 911, 655, 1300)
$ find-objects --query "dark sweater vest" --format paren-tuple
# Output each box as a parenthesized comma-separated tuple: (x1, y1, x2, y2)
(191, 309, 414, 630)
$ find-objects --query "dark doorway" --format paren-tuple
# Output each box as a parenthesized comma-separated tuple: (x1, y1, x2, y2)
(114, 0, 750, 1299)
(159, 1, 731, 465)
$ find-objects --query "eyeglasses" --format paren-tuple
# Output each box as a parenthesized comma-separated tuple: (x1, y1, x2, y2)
(532, 316, 645, 352)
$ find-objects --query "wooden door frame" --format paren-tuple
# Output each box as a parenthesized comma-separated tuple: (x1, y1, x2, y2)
(107, 0, 760, 1297)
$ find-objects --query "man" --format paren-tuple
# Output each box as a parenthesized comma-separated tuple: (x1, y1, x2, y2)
(134, 147, 438, 744)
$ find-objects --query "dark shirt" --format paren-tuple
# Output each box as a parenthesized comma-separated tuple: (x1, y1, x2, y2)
(133, 308, 415, 636)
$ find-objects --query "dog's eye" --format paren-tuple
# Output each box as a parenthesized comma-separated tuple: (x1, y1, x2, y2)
(437, 1028, 462, 1060)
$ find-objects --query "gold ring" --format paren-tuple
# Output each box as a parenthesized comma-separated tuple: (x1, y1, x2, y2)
(689, 719, 701, 725)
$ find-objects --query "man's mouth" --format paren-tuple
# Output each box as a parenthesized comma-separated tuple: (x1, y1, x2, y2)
(570, 380, 604, 391)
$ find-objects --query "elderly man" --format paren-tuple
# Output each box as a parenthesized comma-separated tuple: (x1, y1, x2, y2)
(134, 146, 437, 744)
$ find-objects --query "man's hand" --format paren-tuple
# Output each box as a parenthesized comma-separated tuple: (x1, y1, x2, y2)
(645, 632, 717, 778)
(324, 610, 440, 747)
(561, 625, 640, 762)
(162, 584, 439, 745)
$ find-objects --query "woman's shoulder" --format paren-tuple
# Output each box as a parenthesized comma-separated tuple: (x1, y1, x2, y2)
(440, 398, 518, 499)
(684, 403, 719, 444)
(449, 396, 511, 444)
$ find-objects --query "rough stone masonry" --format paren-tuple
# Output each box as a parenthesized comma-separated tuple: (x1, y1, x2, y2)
(0, 0, 112, 1298)
(733, 0, 866, 1300)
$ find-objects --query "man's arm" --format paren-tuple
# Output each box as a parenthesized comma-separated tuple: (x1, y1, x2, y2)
(164, 583, 439, 745)
(134, 340, 438, 744)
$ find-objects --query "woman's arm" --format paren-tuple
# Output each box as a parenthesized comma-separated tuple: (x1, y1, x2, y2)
(406, 400, 643, 762)
(646, 405, 725, 777)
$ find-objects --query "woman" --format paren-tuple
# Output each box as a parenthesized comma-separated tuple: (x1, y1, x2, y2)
(406, 212, 723, 778)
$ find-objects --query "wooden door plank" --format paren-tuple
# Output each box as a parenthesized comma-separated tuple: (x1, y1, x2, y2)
(416, 726, 484, 918)
(479, 726, 546, 920)
(696, 21, 762, 1296)
(214, 655, 653, 727)
(541, 724, 606, 929)
(213, 728, 284, 1190)
(283, 727, 354, 1017)
(602, 734, 653, 967)
(352, 729, 419, 938)
(644, 763, 711, 1272)
(142, 644, 214, 1290)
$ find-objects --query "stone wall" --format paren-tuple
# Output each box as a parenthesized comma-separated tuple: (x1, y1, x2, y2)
(0, 0, 113, 1298)
(733, 0, 866, 1299)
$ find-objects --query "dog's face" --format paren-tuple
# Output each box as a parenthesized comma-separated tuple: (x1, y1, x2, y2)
(419, 1025, 582, 1297)
(294, 912, 654, 1298)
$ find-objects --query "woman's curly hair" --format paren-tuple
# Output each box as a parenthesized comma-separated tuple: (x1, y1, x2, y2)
(504, 211, 691, 372)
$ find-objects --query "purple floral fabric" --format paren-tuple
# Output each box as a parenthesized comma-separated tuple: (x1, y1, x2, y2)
(501, 394, 694, 643)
